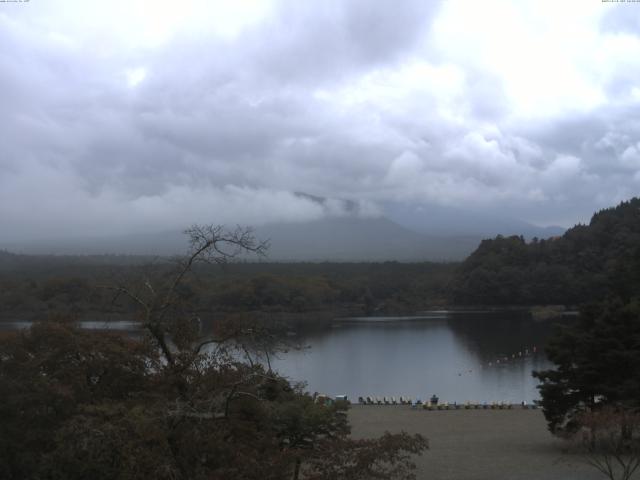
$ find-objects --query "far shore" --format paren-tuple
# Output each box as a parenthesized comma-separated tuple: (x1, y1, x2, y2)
(348, 405, 601, 480)
(0, 304, 580, 326)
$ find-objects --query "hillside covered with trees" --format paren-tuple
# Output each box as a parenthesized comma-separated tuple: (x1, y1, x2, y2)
(450, 198, 640, 306)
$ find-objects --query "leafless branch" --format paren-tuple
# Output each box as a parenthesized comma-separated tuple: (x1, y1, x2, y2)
(98, 285, 151, 314)
(574, 407, 640, 480)
(101, 224, 268, 369)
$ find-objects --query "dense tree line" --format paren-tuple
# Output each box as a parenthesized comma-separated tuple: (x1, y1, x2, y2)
(0, 257, 455, 322)
(450, 198, 640, 305)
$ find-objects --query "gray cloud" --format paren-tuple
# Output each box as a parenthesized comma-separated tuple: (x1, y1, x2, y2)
(1, 0, 640, 243)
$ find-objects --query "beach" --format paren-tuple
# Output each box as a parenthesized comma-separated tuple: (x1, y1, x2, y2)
(348, 405, 604, 480)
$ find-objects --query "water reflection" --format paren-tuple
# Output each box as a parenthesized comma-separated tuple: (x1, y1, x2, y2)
(0, 313, 561, 404)
(0, 320, 143, 331)
(271, 313, 558, 403)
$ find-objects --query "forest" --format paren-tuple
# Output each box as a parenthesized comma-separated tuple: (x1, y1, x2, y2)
(0, 253, 455, 324)
(2, 198, 640, 327)
(450, 198, 640, 306)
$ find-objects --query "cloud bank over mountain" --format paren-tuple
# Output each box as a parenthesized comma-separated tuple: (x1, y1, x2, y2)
(1, 0, 639, 242)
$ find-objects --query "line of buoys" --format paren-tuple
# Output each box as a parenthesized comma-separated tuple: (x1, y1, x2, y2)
(480, 345, 539, 370)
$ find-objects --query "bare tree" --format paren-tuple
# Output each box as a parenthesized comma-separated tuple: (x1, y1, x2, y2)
(573, 406, 640, 480)
(103, 224, 268, 367)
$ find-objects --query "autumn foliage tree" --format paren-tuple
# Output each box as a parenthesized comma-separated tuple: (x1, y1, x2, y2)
(0, 225, 427, 480)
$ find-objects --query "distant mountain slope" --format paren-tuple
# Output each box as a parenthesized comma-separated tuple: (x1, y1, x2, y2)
(6, 216, 481, 261)
(4, 190, 569, 261)
(450, 197, 640, 305)
(384, 202, 565, 239)
(255, 217, 479, 261)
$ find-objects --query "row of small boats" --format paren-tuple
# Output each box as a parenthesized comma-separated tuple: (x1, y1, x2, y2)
(357, 396, 539, 409)
(358, 396, 412, 405)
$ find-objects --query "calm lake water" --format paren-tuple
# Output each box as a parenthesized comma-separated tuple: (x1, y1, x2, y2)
(0, 320, 143, 331)
(1, 312, 561, 404)
(271, 312, 559, 404)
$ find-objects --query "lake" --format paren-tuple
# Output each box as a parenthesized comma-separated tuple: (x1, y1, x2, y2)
(0, 311, 561, 404)
(271, 312, 559, 404)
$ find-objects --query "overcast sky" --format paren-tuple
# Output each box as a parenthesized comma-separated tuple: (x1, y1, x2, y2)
(1, 0, 640, 241)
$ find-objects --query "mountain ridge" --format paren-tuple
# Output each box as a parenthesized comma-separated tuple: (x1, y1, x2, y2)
(3, 198, 567, 261)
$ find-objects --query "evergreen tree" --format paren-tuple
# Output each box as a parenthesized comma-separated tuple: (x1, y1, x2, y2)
(534, 298, 640, 434)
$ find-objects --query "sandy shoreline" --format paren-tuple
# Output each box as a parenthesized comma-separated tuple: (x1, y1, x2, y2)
(348, 405, 603, 480)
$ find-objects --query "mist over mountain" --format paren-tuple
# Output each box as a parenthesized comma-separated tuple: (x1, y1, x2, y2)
(4, 194, 565, 261)
(255, 217, 479, 261)
(384, 202, 565, 239)
(5, 217, 475, 261)
(0, 1, 636, 264)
